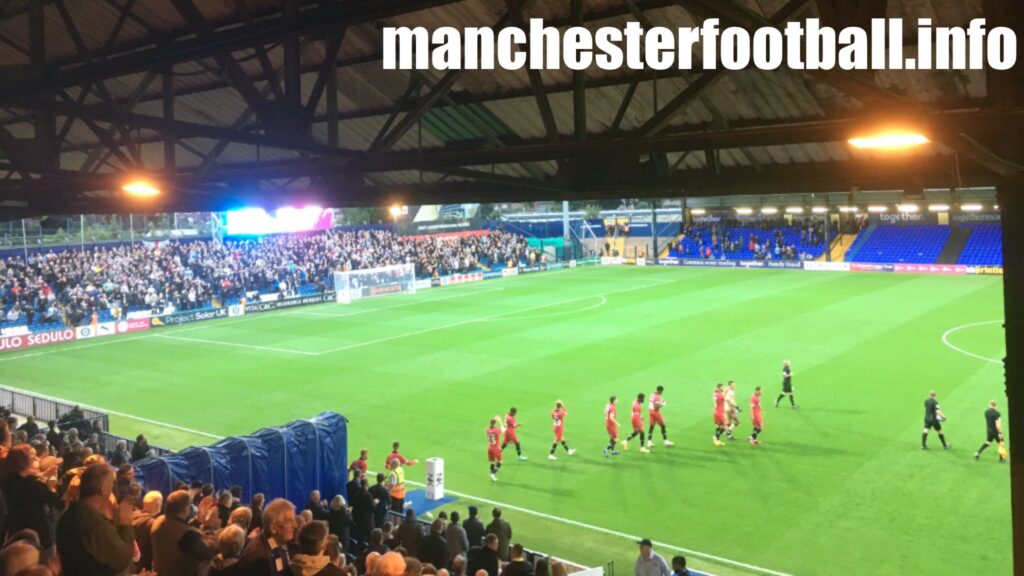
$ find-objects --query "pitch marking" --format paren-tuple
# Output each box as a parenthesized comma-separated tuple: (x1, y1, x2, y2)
(941, 320, 1003, 365)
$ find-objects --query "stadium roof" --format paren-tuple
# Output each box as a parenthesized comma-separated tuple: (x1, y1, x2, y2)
(0, 0, 1020, 214)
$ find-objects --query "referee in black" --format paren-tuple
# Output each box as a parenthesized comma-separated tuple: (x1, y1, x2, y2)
(775, 360, 798, 408)
(974, 401, 1006, 463)
(922, 391, 951, 450)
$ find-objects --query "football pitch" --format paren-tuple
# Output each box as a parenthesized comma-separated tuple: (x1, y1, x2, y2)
(1, 266, 1010, 576)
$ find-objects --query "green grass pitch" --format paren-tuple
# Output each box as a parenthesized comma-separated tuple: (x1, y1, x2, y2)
(1, 266, 1010, 576)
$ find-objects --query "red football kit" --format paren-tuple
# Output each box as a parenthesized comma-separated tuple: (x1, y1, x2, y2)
(504, 414, 519, 443)
(552, 408, 567, 442)
(751, 394, 763, 428)
(631, 400, 644, 432)
(487, 426, 502, 463)
(605, 403, 619, 439)
(648, 393, 665, 426)
(713, 390, 727, 427)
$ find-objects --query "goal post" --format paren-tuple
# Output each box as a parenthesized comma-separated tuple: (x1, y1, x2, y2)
(333, 263, 416, 304)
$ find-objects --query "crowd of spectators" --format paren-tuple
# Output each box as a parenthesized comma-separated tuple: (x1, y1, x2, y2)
(0, 229, 528, 329)
(0, 409, 648, 576)
(676, 218, 829, 261)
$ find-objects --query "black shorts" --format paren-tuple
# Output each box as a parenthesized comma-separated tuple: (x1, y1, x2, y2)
(924, 419, 942, 431)
(782, 384, 793, 393)
(987, 430, 1000, 443)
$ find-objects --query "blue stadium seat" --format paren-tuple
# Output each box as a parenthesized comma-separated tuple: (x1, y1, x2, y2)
(847, 225, 951, 264)
(957, 224, 1002, 266)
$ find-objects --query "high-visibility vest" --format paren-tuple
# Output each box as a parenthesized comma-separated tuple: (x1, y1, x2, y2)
(387, 467, 406, 499)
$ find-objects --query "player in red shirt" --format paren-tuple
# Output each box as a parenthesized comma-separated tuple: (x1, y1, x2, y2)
(384, 441, 418, 470)
(501, 407, 527, 461)
(749, 386, 764, 445)
(548, 400, 576, 460)
(622, 393, 651, 453)
(603, 396, 621, 457)
(487, 419, 503, 482)
(349, 449, 369, 477)
(646, 385, 674, 447)
(713, 383, 727, 447)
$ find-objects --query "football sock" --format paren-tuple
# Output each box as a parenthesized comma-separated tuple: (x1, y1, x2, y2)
(939, 434, 948, 447)
(607, 439, 617, 451)
(514, 442, 522, 456)
(500, 442, 508, 452)
(751, 429, 760, 439)
(789, 395, 796, 406)
(561, 441, 570, 452)
(648, 425, 655, 437)
(921, 433, 928, 448)
(977, 443, 990, 455)
(776, 394, 785, 406)
(715, 428, 723, 440)
(660, 426, 668, 440)
(550, 443, 557, 455)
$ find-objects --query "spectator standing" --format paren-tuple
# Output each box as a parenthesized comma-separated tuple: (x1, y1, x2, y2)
(290, 520, 346, 576)
(484, 509, 511, 562)
(466, 534, 500, 576)
(108, 441, 129, 467)
(2, 444, 62, 549)
(326, 495, 354, 552)
(55, 463, 135, 576)
(499, 544, 532, 576)
(305, 490, 330, 522)
(634, 539, 670, 576)
(130, 435, 149, 462)
(396, 509, 422, 557)
(462, 507, 485, 549)
(210, 524, 248, 576)
(670, 555, 710, 576)
(151, 489, 219, 576)
(369, 473, 390, 529)
(350, 479, 374, 545)
(235, 498, 298, 576)
(420, 519, 448, 569)
(444, 511, 469, 565)
(132, 490, 163, 572)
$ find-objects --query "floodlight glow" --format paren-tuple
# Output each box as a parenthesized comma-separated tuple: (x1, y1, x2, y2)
(735, 207, 753, 215)
(896, 204, 919, 213)
(389, 205, 402, 218)
(928, 204, 950, 212)
(122, 180, 161, 198)
(786, 207, 804, 214)
(225, 206, 335, 235)
(848, 132, 930, 150)
(867, 205, 888, 213)
(761, 207, 778, 215)
(812, 207, 828, 214)
(839, 206, 859, 213)
(690, 209, 706, 215)
(961, 203, 983, 212)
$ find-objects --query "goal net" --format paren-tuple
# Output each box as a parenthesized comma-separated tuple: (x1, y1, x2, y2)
(333, 263, 416, 304)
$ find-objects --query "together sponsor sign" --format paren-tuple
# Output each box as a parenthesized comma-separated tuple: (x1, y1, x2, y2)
(242, 293, 335, 314)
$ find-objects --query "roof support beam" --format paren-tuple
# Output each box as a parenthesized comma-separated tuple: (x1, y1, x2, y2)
(505, 0, 559, 143)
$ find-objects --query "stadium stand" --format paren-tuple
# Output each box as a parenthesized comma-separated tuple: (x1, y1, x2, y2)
(846, 225, 951, 264)
(957, 224, 1003, 266)
(0, 387, 587, 576)
(0, 229, 529, 333)
(669, 219, 832, 261)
